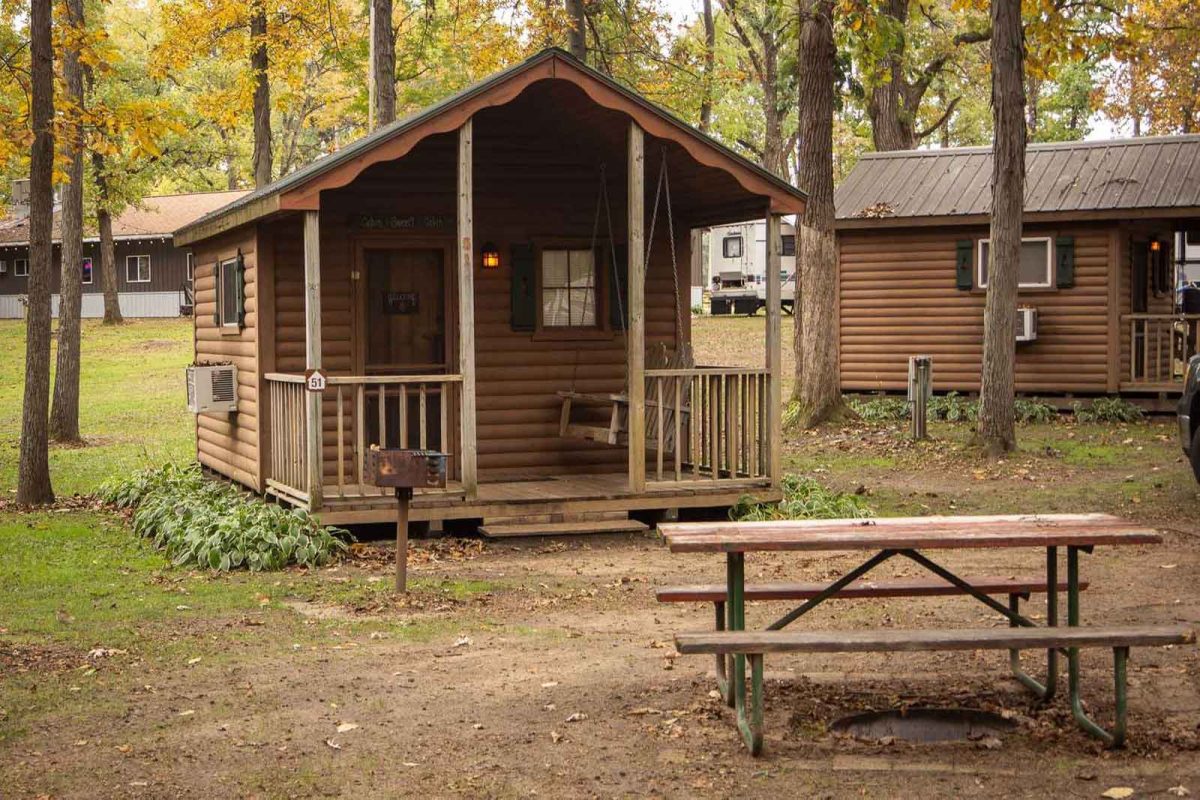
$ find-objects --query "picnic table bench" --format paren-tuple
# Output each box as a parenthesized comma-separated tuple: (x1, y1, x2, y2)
(658, 513, 1194, 755)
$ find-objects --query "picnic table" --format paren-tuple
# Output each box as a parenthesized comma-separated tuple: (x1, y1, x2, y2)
(658, 513, 1192, 755)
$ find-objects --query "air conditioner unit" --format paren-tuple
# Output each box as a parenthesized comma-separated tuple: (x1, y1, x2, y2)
(1016, 307, 1038, 343)
(186, 364, 238, 413)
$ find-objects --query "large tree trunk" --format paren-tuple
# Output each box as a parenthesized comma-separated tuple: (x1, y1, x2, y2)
(699, 0, 715, 134)
(250, 1, 272, 188)
(50, 0, 86, 444)
(565, 0, 586, 60)
(19, 0, 56, 505)
(977, 0, 1026, 454)
(369, 0, 396, 130)
(92, 148, 122, 323)
(791, 0, 840, 427)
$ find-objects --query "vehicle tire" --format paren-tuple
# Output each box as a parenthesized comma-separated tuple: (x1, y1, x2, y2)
(1191, 425, 1200, 484)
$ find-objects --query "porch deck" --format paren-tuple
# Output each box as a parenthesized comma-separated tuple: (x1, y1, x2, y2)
(287, 472, 778, 527)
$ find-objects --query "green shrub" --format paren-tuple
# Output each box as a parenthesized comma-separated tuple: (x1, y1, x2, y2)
(1014, 398, 1058, 424)
(730, 475, 873, 521)
(1073, 397, 1144, 424)
(928, 391, 978, 422)
(847, 396, 909, 422)
(100, 463, 349, 571)
(691, 304, 704, 316)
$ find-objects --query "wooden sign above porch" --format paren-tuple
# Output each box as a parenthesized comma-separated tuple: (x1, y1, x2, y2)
(354, 214, 452, 231)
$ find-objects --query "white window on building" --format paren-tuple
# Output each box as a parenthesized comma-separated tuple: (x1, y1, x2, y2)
(15, 258, 29, 277)
(126, 254, 151, 283)
(977, 237, 1053, 289)
(541, 249, 597, 329)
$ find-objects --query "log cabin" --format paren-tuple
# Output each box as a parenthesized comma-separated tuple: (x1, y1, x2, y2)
(0, 188, 246, 318)
(175, 48, 807, 532)
(834, 135, 1200, 404)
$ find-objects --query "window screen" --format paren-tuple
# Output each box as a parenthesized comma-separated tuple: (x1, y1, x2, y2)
(126, 255, 151, 283)
(81, 257, 92, 284)
(722, 235, 743, 259)
(220, 258, 240, 326)
(780, 234, 796, 256)
(15, 259, 28, 277)
(978, 239, 1052, 288)
(541, 249, 596, 328)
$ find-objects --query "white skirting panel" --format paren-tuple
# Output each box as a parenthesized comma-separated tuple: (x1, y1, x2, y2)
(0, 291, 186, 319)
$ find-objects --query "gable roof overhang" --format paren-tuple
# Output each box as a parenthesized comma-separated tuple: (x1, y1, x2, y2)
(176, 49, 806, 246)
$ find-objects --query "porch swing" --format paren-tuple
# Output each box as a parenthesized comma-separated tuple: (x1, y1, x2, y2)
(556, 151, 694, 452)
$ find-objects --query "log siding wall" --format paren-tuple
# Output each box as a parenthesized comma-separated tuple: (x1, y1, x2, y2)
(192, 227, 260, 489)
(837, 223, 1115, 394)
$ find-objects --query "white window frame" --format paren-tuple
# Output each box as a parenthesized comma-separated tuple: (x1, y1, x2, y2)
(218, 257, 241, 328)
(14, 258, 29, 277)
(722, 235, 743, 259)
(977, 237, 1053, 289)
(186, 252, 194, 282)
(539, 248, 599, 331)
(81, 257, 93, 285)
(126, 254, 151, 283)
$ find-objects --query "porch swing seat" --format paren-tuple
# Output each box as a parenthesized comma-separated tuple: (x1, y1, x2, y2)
(556, 389, 691, 452)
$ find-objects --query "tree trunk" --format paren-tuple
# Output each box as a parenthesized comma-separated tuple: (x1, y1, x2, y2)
(791, 0, 840, 427)
(566, 0, 586, 60)
(977, 0, 1025, 454)
(50, 0, 86, 444)
(19, 0, 55, 505)
(699, 0, 715, 134)
(369, 0, 396, 130)
(91, 151, 122, 323)
(250, 2, 272, 188)
(761, 44, 786, 176)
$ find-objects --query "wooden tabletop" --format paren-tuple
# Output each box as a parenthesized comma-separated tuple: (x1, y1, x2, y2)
(659, 513, 1162, 554)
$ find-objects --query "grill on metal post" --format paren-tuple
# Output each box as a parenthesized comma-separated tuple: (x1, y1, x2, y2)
(364, 448, 447, 592)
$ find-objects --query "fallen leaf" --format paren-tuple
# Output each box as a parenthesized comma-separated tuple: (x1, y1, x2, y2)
(565, 712, 588, 723)
(550, 730, 563, 744)
(541, 681, 558, 688)
(1167, 788, 1189, 798)
(178, 710, 195, 717)
(1101, 789, 1135, 799)
(453, 636, 472, 648)
(325, 739, 342, 750)
(335, 722, 358, 733)
(186, 657, 201, 666)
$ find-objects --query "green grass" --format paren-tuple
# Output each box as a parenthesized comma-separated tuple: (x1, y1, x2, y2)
(0, 319, 194, 496)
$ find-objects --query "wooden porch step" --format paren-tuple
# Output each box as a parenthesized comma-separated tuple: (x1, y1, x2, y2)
(479, 517, 650, 538)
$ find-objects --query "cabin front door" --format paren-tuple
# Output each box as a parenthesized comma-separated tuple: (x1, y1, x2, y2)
(362, 246, 448, 450)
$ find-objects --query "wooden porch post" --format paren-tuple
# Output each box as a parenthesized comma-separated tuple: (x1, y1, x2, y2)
(303, 210, 324, 509)
(627, 121, 646, 493)
(765, 212, 783, 487)
(457, 120, 479, 498)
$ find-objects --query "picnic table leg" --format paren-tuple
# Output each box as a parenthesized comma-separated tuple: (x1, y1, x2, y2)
(1065, 545, 1126, 747)
(1009, 546, 1058, 702)
(714, 600, 732, 707)
(726, 551, 760, 753)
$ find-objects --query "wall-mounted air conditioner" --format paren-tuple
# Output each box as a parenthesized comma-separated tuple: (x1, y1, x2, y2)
(186, 364, 238, 413)
(1016, 307, 1038, 343)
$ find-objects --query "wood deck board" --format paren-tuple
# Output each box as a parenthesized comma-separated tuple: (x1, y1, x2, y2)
(659, 513, 1162, 553)
(674, 625, 1195, 655)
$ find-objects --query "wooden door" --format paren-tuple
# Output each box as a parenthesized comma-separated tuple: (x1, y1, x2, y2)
(365, 247, 446, 372)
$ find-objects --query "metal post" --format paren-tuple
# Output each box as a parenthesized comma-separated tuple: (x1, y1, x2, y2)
(395, 486, 413, 593)
(908, 355, 932, 439)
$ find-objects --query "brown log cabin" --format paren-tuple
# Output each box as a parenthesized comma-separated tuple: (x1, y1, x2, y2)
(834, 136, 1200, 404)
(175, 49, 806, 529)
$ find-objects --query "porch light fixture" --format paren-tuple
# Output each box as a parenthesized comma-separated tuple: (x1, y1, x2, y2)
(481, 242, 500, 269)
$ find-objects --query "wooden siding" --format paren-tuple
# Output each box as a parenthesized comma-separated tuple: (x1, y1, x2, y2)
(837, 223, 1114, 394)
(192, 227, 260, 489)
(0, 237, 191, 296)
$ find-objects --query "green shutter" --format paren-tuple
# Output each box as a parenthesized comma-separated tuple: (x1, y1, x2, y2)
(510, 243, 536, 331)
(609, 245, 628, 330)
(1055, 236, 1075, 289)
(955, 240, 974, 290)
(235, 250, 246, 327)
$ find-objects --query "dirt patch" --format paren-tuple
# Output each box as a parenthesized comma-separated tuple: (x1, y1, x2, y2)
(0, 643, 121, 678)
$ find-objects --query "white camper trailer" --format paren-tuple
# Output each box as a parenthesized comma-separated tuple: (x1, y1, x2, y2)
(706, 219, 797, 315)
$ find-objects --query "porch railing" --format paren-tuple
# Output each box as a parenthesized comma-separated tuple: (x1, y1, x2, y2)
(1124, 314, 1200, 386)
(265, 372, 463, 504)
(645, 367, 770, 484)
